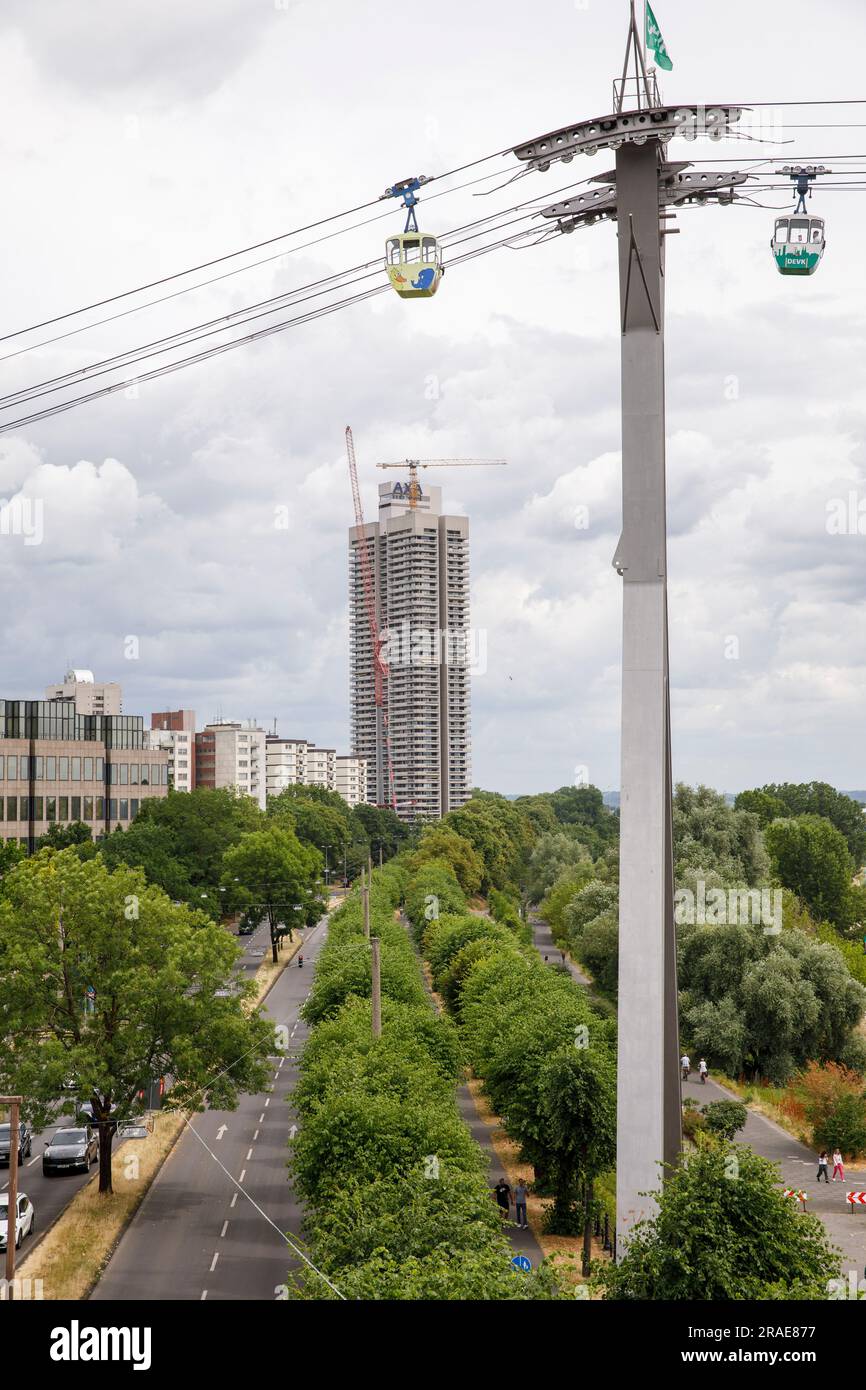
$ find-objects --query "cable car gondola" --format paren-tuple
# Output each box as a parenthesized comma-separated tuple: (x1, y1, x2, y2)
(772, 215, 825, 276)
(383, 176, 443, 300)
(771, 165, 828, 277)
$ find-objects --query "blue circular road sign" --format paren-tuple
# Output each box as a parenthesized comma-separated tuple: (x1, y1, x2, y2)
(511, 1254, 532, 1273)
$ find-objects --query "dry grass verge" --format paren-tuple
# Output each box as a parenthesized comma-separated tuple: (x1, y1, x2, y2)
(14, 935, 302, 1300)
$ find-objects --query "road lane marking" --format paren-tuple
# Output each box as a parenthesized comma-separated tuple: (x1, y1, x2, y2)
(209, 1252, 219, 1272)
(264, 1099, 270, 1108)
(259, 1114, 265, 1124)
(220, 1221, 229, 1238)
(246, 1148, 253, 1161)
(239, 1169, 246, 1183)
(253, 1130, 259, 1141)
(201, 1290, 208, 1300)
(230, 1192, 238, 1208)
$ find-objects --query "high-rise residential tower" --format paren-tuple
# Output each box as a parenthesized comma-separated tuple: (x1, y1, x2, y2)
(349, 479, 471, 822)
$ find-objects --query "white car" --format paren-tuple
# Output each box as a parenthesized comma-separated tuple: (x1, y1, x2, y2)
(0, 1192, 35, 1250)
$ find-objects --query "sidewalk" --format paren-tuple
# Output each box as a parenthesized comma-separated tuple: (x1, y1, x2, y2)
(531, 909, 866, 1277)
(684, 1070, 866, 1275)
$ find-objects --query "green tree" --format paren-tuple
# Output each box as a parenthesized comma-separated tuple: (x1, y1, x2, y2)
(733, 789, 787, 828)
(134, 787, 265, 914)
(0, 849, 272, 1193)
(598, 1144, 839, 1300)
(536, 1047, 616, 1265)
(756, 782, 866, 866)
(674, 784, 769, 883)
(701, 1100, 748, 1141)
(35, 821, 94, 851)
(765, 815, 855, 930)
(222, 824, 323, 962)
(409, 826, 485, 897)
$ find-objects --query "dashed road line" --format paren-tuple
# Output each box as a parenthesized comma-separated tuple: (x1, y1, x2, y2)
(209, 1252, 219, 1273)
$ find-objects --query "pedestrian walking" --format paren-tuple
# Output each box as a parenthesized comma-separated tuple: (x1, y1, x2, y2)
(816, 1150, 829, 1182)
(832, 1149, 845, 1181)
(494, 1177, 512, 1221)
(514, 1177, 529, 1229)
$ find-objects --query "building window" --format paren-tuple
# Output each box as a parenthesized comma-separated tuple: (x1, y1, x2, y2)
(46, 756, 56, 780)
(141, 765, 149, 785)
(0, 756, 4, 780)
(59, 757, 68, 780)
(162, 766, 168, 785)
(120, 764, 128, 785)
(6, 756, 16, 780)
(6, 797, 16, 821)
(131, 798, 139, 818)
(96, 758, 104, 780)
(32, 797, 43, 820)
(71, 757, 81, 781)
(109, 798, 117, 820)
(83, 797, 93, 821)
(46, 796, 56, 822)
(84, 757, 93, 781)
(130, 764, 139, 785)
(119, 798, 129, 820)
(71, 796, 81, 819)
(95, 796, 104, 819)
(59, 796, 68, 820)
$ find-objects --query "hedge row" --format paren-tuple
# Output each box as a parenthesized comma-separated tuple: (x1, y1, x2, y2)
(288, 863, 565, 1299)
(405, 867, 618, 1235)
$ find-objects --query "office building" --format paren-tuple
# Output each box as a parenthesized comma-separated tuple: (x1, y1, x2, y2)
(45, 669, 122, 716)
(0, 699, 169, 851)
(195, 721, 266, 809)
(349, 479, 472, 821)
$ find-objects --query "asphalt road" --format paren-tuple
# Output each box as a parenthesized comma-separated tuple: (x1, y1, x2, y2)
(91, 915, 328, 1302)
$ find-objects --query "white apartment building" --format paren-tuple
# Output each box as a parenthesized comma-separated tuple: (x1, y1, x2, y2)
(196, 721, 266, 810)
(335, 754, 368, 808)
(349, 480, 472, 822)
(46, 669, 122, 716)
(147, 726, 194, 792)
(305, 745, 336, 789)
(266, 737, 308, 797)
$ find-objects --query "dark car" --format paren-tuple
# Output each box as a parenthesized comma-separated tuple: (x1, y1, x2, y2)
(0, 1122, 33, 1166)
(237, 913, 257, 936)
(42, 1126, 98, 1176)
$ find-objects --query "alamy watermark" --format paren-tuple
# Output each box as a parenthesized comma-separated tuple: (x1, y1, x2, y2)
(0, 496, 43, 545)
(674, 881, 782, 935)
(380, 621, 487, 674)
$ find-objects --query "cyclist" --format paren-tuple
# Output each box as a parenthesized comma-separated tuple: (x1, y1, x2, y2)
(699, 1057, 708, 1084)
(680, 1053, 691, 1081)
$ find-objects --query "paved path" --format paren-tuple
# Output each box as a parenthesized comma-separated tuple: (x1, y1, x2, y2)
(683, 1070, 866, 1276)
(530, 908, 866, 1277)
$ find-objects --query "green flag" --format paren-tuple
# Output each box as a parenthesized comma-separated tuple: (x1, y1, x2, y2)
(646, 2, 673, 71)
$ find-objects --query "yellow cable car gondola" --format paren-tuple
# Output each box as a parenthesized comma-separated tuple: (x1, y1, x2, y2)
(382, 176, 443, 299)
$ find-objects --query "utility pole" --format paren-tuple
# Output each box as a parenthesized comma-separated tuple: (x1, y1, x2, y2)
(2, 1096, 22, 1295)
(370, 937, 382, 1037)
(509, 0, 747, 1252)
(361, 866, 370, 939)
(613, 132, 681, 1243)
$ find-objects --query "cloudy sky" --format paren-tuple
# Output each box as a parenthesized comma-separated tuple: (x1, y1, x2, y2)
(1, 0, 865, 796)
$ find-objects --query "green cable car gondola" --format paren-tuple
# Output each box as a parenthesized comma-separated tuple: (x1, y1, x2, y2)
(382, 175, 443, 300)
(772, 165, 828, 277)
(772, 215, 825, 276)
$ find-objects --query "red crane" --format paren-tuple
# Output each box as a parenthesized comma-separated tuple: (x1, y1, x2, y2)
(345, 425, 397, 813)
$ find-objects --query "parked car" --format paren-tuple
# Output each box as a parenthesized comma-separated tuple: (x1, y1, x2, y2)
(0, 1122, 33, 1166)
(0, 1193, 35, 1250)
(42, 1126, 98, 1175)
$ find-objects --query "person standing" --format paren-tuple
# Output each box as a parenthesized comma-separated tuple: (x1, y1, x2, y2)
(514, 1178, 529, 1229)
(832, 1149, 845, 1181)
(816, 1150, 829, 1182)
(494, 1176, 512, 1221)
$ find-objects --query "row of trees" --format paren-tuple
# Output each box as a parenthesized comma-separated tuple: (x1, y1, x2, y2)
(290, 864, 564, 1299)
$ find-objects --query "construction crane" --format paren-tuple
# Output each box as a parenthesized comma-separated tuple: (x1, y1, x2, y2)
(345, 425, 398, 814)
(375, 457, 506, 508)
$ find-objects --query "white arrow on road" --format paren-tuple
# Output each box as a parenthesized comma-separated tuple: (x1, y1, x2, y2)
(289, 1124, 298, 1140)
(216, 1124, 228, 1141)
